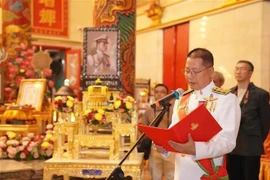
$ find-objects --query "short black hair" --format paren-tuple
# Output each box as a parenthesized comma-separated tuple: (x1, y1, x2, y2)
(187, 48, 214, 67)
(154, 83, 168, 94)
(237, 60, 254, 71)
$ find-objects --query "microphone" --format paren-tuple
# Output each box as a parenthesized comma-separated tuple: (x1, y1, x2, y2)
(151, 88, 184, 109)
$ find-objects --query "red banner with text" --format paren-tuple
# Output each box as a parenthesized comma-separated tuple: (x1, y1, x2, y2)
(32, 0, 68, 37)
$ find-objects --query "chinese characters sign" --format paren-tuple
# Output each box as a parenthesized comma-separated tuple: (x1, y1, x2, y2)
(32, 0, 68, 37)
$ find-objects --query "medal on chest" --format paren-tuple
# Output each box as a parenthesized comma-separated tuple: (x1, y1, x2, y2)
(203, 94, 218, 112)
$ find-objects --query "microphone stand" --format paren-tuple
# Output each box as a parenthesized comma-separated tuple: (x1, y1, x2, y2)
(106, 103, 171, 180)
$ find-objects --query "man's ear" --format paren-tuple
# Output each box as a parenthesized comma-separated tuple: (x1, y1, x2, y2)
(209, 66, 214, 74)
(248, 71, 253, 78)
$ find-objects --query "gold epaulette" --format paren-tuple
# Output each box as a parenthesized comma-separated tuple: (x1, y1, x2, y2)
(212, 87, 230, 95)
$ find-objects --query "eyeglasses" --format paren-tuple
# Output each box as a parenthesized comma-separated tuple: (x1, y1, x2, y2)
(234, 67, 250, 72)
(181, 66, 212, 76)
(154, 90, 167, 94)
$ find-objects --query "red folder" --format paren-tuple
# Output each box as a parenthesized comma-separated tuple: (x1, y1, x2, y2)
(138, 105, 222, 152)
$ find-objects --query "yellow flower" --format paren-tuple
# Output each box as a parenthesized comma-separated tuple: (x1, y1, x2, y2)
(45, 133, 53, 141)
(55, 96, 62, 101)
(66, 100, 73, 107)
(7, 132, 16, 139)
(67, 96, 74, 101)
(114, 100, 121, 109)
(95, 113, 102, 121)
(125, 102, 133, 109)
(41, 142, 50, 148)
(126, 96, 135, 102)
(84, 109, 92, 115)
(19, 69, 25, 73)
(98, 109, 104, 115)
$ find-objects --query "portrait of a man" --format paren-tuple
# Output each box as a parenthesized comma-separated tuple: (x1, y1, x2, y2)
(86, 32, 117, 75)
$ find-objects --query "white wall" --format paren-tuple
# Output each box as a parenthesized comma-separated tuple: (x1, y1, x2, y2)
(136, 30, 163, 84)
(136, 0, 270, 92)
(189, 1, 270, 90)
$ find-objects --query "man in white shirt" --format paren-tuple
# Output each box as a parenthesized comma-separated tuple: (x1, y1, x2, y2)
(155, 48, 241, 179)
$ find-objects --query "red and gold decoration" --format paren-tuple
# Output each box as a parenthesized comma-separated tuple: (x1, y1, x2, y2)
(31, 0, 68, 37)
(146, 1, 164, 26)
(93, 0, 136, 95)
(2, 0, 31, 57)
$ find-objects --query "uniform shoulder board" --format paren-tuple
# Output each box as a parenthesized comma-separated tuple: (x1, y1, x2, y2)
(212, 87, 230, 95)
(183, 89, 194, 96)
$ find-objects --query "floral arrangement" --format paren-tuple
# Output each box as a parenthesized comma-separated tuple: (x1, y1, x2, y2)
(113, 95, 136, 123)
(0, 124, 54, 161)
(84, 108, 106, 125)
(54, 96, 75, 113)
(113, 94, 135, 113)
(4, 43, 54, 102)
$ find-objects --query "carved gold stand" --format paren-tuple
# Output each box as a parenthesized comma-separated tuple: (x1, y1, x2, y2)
(114, 123, 137, 160)
(43, 153, 144, 180)
(53, 122, 78, 159)
(73, 134, 115, 159)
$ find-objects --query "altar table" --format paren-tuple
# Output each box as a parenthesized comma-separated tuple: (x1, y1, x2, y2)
(43, 153, 145, 180)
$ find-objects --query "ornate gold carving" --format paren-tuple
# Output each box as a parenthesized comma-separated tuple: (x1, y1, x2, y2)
(53, 122, 78, 159)
(43, 153, 144, 180)
(146, 2, 164, 26)
(73, 134, 115, 159)
(31, 48, 53, 76)
(114, 123, 137, 159)
(3, 24, 31, 56)
(94, 0, 133, 23)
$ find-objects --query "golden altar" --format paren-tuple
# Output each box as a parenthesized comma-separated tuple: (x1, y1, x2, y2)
(0, 105, 51, 135)
(43, 153, 145, 180)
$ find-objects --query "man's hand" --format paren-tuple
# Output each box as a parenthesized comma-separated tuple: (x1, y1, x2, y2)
(154, 144, 168, 154)
(168, 134, 195, 155)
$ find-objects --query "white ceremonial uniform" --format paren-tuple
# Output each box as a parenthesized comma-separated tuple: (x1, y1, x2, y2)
(170, 82, 241, 180)
(87, 49, 111, 75)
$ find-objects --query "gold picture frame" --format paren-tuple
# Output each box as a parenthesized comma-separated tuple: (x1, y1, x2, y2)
(17, 79, 47, 111)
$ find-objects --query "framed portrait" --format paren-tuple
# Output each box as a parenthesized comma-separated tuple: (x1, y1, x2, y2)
(16, 79, 47, 111)
(82, 27, 121, 90)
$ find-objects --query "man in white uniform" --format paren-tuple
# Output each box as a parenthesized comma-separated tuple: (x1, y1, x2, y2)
(87, 34, 112, 75)
(155, 48, 241, 179)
